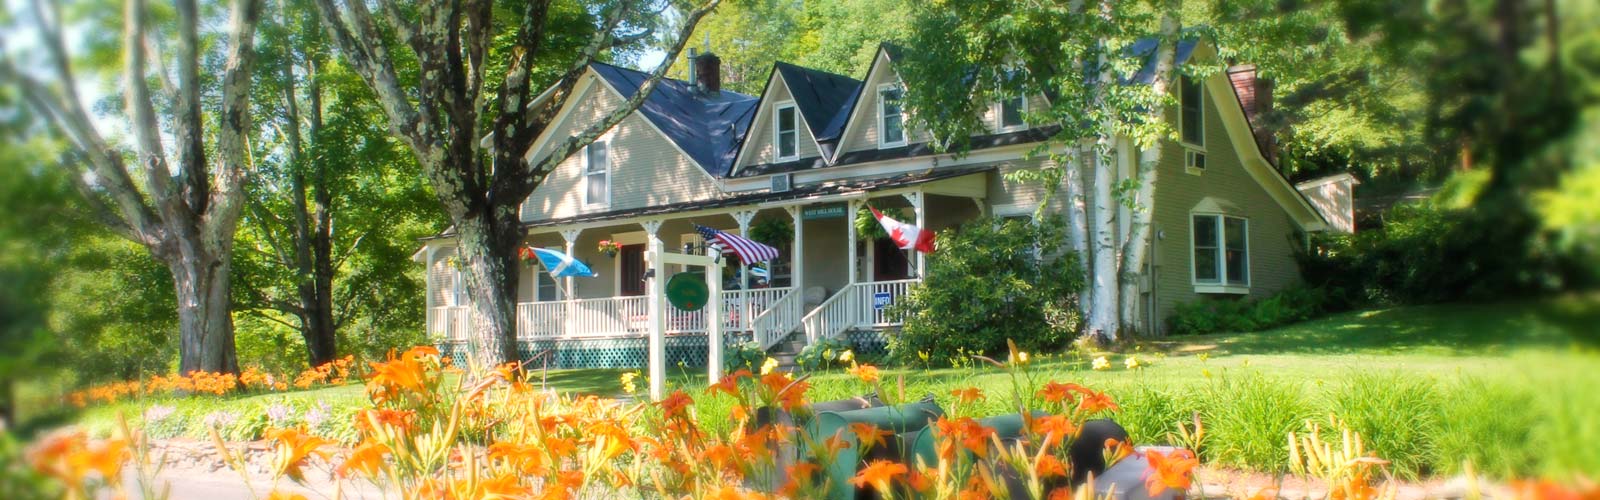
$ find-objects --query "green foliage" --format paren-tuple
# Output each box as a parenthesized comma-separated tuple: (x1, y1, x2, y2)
(747, 217, 792, 247)
(672, 0, 917, 91)
(1197, 373, 1310, 472)
(1298, 201, 1570, 308)
(891, 218, 1083, 365)
(0, 430, 56, 499)
(1432, 378, 1539, 477)
(795, 337, 851, 372)
(723, 340, 766, 373)
(1323, 373, 1440, 479)
(1166, 286, 1328, 335)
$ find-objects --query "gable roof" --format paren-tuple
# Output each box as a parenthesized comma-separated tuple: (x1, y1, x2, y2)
(772, 62, 861, 144)
(588, 62, 758, 177)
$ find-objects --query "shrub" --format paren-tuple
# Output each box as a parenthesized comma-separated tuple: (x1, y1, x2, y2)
(890, 217, 1084, 365)
(1166, 286, 1328, 335)
(1197, 373, 1310, 471)
(1323, 373, 1440, 479)
(722, 340, 766, 372)
(795, 337, 852, 371)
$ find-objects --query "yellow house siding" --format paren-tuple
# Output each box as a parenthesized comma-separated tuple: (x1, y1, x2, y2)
(837, 52, 932, 155)
(1149, 75, 1302, 329)
(521, 79, 723, 223)
(738, 75, 823, 168)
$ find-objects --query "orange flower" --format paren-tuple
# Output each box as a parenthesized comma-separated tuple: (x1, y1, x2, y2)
(1077, 389, 1120, 415)
(265, 491, 309, 500)
(1508, 480, 1593, 500)
(356, 408, 417, 435)
(935, 416, 998, 459)
(848, 364, 881, 384)
(951, 387, 984, 404)
(705, 484, 766, 500)
(266, 427, 332, 482)
(487, 442, 548, 476)
(1035, 454, 1069, 478)
(1241, 488, 1279, 500)
(849, 422, 893, 450)
(850, 459, 908, 492)
(1037, 381, 1089, 404)
(1030, 415, 1078, 449)
(709, 369, 752, 397)
(1142, 448, 1198, 495)
(337, 440, 388, 478)
(366, 350, 429, 403)
(660, 390, 694, 420)
(1103, 438, 1134, 464)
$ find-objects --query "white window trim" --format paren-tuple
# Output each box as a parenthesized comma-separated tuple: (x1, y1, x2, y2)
(877, 83, 908, 149)
(1189, 212, 1251, 294)
(773, 102, 800, 162)
(450, 266, 469, 306)
(994, 95, 1028, 133)
(582, 139, 611, 207)
(1178, 75, 1206, 152)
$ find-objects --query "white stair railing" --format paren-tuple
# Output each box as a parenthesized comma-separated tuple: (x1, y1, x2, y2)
(854, 279, 919, 328)
(799, 279, 922, 344)
(750, 289, 804, 350)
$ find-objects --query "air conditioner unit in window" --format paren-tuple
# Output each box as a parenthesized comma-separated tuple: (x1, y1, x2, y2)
(771, 173, 792, 193)
(1185, 150, 1207, 171)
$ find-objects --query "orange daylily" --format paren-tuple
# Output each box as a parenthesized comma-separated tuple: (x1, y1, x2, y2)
(265, 491, 310, 500)
(849, 422, 894, 450)
(660, 390, 694, 420)
(266, 427, 332, 482)
(488, 442, 549, 476)
(1077, 389, 1120, 415)
(709, 369, 752, 397)
(1035, 454, 1069, 478)
(1142, 448, 1199, 495)
(1037, 381, 1088, 404)
(951, 387, 984, 404)
(338, 440, 389, 478)
(850, 459, 908, 492)
(848, 364, 882, 384)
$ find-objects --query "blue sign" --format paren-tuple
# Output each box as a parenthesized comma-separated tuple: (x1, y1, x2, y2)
(873, 292, 893, 310)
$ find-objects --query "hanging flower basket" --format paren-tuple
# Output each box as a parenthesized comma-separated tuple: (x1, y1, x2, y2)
(597, 240, 622, 258)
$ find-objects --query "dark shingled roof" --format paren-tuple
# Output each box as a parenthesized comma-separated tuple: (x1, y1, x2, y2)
(589, 62, 758, 178)
(773, 62, 861, 145)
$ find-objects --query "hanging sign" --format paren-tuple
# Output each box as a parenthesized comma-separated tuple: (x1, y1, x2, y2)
(872, 292, 894, 310)
(665, 272, 710, 312)
(802, 203, 848, 221)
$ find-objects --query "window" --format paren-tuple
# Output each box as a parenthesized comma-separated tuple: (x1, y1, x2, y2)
(451, 266, 469, 306)
(775, 103, 799, 161)
(535, 261, 560, 302)
(1179, 76, 1204, 147)
(878, 83, 906, 148)
(583, 140, 609, 206)
(1191, 214, 1249, 292)
(997, 96, 1027, 131)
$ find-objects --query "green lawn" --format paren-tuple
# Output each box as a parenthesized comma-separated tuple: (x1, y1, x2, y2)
(49, 294, 1600, 480)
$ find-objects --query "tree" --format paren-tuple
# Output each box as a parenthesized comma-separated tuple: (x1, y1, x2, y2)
(897, 0, 1183, 341)
(235, 0, 434, 368)
(1, 0, 264, 373)
(309, 0, 725, 366)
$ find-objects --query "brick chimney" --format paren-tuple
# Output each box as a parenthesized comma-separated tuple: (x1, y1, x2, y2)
(695, 51, 721, 94)
(1227, 64, 1277, 163)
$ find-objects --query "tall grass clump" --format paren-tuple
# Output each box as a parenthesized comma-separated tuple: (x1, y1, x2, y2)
(1527, 364, 1600, 479)
(1323, 372, 1440, 479)
(1115, 385, 1192, 447)
(1198, 372, 1310, 471)
(1431, 377, 1538, 478)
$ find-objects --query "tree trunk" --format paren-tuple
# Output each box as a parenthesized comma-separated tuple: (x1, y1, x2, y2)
(1087, 140, 1120, 342)
(1116, 8, 1178, 336)
(455, 212, 523, 368)
(1064, 146, 1092, 318)
(172, 251, 240, 374)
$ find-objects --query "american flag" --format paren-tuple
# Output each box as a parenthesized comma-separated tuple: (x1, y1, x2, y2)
(694, 224, 780, 265)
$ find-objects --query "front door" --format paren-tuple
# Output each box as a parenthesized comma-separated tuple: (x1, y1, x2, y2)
(619, 244, 646, 296)
(873, 237, 911, 281)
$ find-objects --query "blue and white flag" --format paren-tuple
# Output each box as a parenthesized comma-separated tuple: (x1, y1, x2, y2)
(748, 265, 770, 279)
(528, 247, 597, 278)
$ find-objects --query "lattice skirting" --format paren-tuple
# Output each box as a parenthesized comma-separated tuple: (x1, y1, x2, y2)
(439, 333, 754, 370)
(843, 330, 892, 359)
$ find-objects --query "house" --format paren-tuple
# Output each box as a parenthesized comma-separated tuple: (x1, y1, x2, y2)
(414, 43, 1329, 369)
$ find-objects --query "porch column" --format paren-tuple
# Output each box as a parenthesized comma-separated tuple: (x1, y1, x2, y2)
(786, 205, 804, 297)
(847, 199, 861, 286)
(641, 219, 666, 401)
(732, 210, 757, 331)
(560, 229, 582, 338)
(905, 191, 927, 278)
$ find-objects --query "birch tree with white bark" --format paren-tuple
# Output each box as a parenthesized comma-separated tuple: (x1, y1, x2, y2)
(307, 0, 722, 367)
(897, 0, 1184, 343)
(1, 0, 263, 373)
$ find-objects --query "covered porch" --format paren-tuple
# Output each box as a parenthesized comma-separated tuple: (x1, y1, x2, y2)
(420, 167, 991, 364)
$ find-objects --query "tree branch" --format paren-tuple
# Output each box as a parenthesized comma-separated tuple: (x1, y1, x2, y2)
(202, 0, 264, 245)
(311, 0, 427, 153)
(124, 0, 185, 227)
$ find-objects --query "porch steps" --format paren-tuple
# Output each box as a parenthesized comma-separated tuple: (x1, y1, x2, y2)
(765, 333, 807, 372)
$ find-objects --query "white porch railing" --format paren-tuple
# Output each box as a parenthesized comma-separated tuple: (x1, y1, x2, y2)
(516, 301, 565, 338)
(488, 288, 797, 340)
(427, 306, 473, 341)
(751, 289, 804, 350)
(800, 279, 921, 344)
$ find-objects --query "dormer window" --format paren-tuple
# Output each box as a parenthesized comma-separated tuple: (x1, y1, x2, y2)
(775, 103, 799, 161)
(1180, 76, 1205, 148)
(878, 83, 906, 148)
(997, 96, 1027, 131)
(583, 139, 610, 207)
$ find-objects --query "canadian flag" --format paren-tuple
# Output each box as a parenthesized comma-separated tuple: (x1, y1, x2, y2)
(869, 206, 936, 254)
